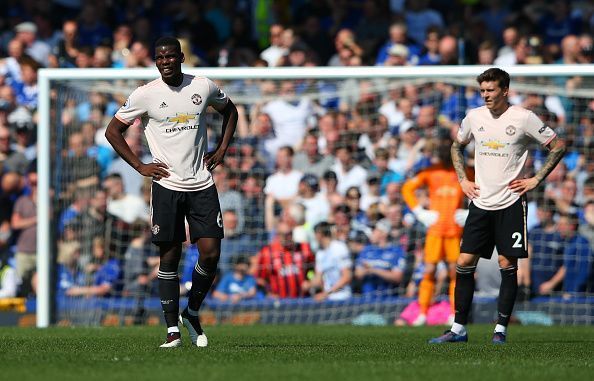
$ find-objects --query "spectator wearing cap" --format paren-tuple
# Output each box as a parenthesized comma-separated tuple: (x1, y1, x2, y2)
(296, 173, 330, 229)
(375, 21, 420, 66)
(305, 221, 352, 301)
(355, 218, 406, 297)
(212, 256, 257, 303)
(293, 132, 334, 179)
(384, 43, 410, 66)
(8, 106, 36, 162)
(13, 21, 51, 67)
(331, 143, 368, 196)
(280, 41, 310, 67)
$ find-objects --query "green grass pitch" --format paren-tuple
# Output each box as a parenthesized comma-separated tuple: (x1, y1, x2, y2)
(1, 325, 593, 381)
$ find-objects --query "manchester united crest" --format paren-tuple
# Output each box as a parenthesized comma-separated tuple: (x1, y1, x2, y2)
(505, 125, 516, 136)
(191, 94, 202, 105)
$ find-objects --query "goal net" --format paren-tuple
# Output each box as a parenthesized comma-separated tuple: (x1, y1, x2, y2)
(36, 65, 594, 327)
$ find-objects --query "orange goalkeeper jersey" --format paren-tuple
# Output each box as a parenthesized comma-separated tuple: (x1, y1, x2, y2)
(402, 165, 465, 237)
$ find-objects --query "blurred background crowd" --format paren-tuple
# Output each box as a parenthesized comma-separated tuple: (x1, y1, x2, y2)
(0, 1, 593, 323)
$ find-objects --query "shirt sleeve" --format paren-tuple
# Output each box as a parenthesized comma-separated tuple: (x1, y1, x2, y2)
(337, 243, 353, 270)
(115, 87, 147, 125)
(524, 110, 556, 146)
(457, 116, 473, 144)
(206, 78, 229, 109)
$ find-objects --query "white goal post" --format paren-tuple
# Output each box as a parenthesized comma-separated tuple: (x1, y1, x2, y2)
(36, 64, 594, 327)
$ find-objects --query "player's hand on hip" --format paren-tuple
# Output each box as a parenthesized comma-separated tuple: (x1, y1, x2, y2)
(204, 150, 225, 172)
(508, 177, 539, 196)
(412, 206, 439, 228)
(138, 162, 170, 181)
(460, 178, 480, 199)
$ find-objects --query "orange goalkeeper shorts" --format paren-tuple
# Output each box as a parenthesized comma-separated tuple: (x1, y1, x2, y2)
(423, 234, 460, 264)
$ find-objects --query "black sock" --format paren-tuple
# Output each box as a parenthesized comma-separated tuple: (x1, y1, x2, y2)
(188, 259, 217, 312)
(454, 265, 476, 325)
(497, 265, 518, 327)
(158, 261, 180, 328)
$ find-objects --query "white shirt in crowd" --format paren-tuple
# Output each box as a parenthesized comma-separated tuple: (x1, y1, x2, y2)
(316, 240, 352, 301)
(107, 194, 148, 224)
(264, 169, 303, 200)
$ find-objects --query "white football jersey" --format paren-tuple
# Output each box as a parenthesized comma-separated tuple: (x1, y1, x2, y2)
(457, 105, 556, 210)
(116, 74, 228, 191)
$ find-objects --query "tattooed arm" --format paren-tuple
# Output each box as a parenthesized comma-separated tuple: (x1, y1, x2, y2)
(452, 140, 480, 199)
(509, 136, 566, 196)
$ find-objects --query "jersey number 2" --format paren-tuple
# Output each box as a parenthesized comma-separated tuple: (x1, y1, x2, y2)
(511, 232, 523, 248)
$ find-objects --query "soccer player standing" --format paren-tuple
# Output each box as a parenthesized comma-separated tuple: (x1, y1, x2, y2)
(430, 68, 565, 344)
(105, 36, 238, 348)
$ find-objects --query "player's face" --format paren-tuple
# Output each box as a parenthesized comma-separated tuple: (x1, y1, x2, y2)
(155, 45, 184, 80)
(479, 80, 508, 112)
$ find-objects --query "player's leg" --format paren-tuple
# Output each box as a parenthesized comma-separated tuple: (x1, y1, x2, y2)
(445, 236, 462, 322)
(182, 185, 224, 346)
(151, 182, 186, 348)
(492, 197, 527, 344)
(414, 234, 441, 326)
(493, 255, 518, 344)
(430, 203, 492, 343)
(157, 242, 183, 348)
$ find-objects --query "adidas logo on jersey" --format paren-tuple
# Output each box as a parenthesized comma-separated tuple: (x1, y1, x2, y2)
(478, 126, 485, 132)
(159, 102, 168, 108)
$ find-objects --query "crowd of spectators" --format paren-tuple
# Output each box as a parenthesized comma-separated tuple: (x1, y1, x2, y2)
(0, 1, 593, 315)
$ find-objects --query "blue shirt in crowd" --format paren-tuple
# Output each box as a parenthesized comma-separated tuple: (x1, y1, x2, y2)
(356, 244, 406, 295)
(563, 234, 593, 293)
(215, 272, 257, 297)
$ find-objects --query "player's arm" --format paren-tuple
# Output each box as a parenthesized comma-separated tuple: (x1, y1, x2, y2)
(509, 137, 566, 195)
(105, 117, 169, 180)
(204, 99, 238, 171)
(451, 140, 480, 199)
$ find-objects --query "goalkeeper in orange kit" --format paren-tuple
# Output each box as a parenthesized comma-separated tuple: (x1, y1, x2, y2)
(402, 132, 470, 326)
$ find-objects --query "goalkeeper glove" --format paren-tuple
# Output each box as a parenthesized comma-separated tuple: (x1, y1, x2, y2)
(454, 209, 469, 227)
(412, 206, 439, 228)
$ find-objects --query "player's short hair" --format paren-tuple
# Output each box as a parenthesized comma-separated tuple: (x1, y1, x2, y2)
(154, 36, 181, 52)
(476, 67, 510, 90)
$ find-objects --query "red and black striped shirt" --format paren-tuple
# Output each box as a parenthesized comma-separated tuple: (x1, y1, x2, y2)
(255, 240, 314, 298)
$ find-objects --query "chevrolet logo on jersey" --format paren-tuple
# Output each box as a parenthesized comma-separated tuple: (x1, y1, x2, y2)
(482, 140, 506, 150)
(168, 113, 197, 124)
